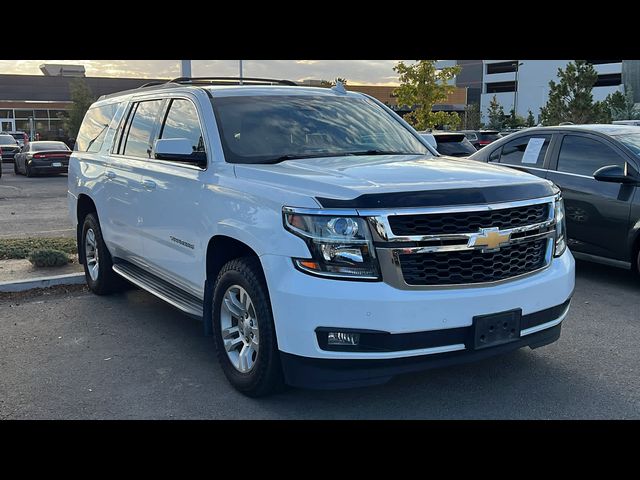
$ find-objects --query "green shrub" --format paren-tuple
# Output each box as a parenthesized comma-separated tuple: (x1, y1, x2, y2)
(27, 249, 71, 268)
(0, 237, 77, 260)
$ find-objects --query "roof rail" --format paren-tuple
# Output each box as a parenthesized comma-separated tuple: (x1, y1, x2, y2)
(169, 76, 298, 86)
(97, 76, 298, 101)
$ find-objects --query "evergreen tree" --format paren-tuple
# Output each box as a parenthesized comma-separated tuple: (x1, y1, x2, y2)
(539, 60, 609, 125)
(526, 110, 536, 127)
(486, 95, 506, 130)
(605, 88, 640, 120)
(59, 79, 95, 139)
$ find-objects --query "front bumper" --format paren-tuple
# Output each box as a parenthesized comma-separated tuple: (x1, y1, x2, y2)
(261, 248, 574, 361)
(281, 323, 563, 389)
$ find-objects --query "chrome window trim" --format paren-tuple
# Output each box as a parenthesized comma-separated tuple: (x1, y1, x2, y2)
(548, 170, 594, 180)
(489, 161, 548, 173)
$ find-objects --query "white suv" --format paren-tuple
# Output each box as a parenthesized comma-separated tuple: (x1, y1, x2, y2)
(68, 77, 575, 396)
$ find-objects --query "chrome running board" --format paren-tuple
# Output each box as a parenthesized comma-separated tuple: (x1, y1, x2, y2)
(112, 261, 203, 317)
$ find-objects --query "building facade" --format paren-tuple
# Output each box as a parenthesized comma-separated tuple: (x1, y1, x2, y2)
(479, 60, 625, 123)
(0, 74, 166, 139)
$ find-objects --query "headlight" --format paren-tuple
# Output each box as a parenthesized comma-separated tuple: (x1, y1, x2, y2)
(283, 208, 380, 280)
(554, 197, 567, 257)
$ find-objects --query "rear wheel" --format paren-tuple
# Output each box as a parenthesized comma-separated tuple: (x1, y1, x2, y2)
(81, 213, 122, 295)
(25, 163, 33, 177)
(212, 257, 284, 397)
(13, 160, 19, 175)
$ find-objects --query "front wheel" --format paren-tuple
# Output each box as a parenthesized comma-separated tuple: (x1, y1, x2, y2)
(212, 257, 284, 397)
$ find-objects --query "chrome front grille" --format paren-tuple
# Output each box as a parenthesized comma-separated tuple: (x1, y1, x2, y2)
(364, 195, 559, 289)
(398, 239, 548, 286)
(388, 203, 549, 236)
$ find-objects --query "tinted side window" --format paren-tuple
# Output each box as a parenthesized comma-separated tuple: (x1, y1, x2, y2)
(76, 103, 118, 153)
(488, 146, 502, 162)
(557, 135, 625, 176)
(122, 100, 164, 158)
(499, 135, 551, 167)
(160, 99, 206, 155)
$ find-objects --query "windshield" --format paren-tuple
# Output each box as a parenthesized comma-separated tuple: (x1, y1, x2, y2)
(211, 95, 430, 164)
(31, 142, 70, 151)
(0, 135, 18, 145)
(613, 133, 640, 158)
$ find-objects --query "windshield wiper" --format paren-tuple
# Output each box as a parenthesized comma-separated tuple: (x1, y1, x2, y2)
(343, 149, 424, 156)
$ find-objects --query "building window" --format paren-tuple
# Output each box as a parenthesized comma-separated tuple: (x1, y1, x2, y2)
(0, 110, 13, 119)
(15, 109, 35, 119)
(486, 81, 517, 93)
(486, 61, 518, 75)
(585, 60, 622, 65)
(594, 73, 622, 87)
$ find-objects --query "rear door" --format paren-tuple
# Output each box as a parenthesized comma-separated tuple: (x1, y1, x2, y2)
(103, 98, 166, 261)
(136, 96, 209, 296)
(487, 133, 555, 179)
(546, 133, 634, 261)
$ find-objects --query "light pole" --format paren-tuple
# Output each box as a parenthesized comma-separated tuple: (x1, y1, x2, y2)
(239, 60, 243, 85)
(180, 60, 192, 78)
(513, 61, 524, 118)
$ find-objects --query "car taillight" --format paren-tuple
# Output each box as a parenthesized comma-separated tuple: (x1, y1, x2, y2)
(33, 153, 45, 158)
(478, 140, 491, 145)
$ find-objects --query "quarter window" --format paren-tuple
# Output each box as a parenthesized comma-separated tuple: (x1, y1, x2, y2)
(160, 99, 206, 157)
(557, 135, 625, 176)
(122, 100, 164, 158)
(498, 135, 551, 167)
(76, 103, 118, 153)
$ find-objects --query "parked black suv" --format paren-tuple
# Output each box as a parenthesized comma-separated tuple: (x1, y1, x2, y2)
(419, 131, 477, 157)
(460, 130, 501, 149)
(470, 125, 640, 271)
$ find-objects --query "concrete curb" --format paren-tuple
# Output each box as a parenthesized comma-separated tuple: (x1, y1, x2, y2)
(0, 273, 85, 293)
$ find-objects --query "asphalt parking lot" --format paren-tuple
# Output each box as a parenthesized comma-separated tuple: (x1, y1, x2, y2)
(1, 259, 639, 419)
(0, 162, 73, 238)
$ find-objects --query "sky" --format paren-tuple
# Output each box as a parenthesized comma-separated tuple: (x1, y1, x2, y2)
(0, 60, 410, 86)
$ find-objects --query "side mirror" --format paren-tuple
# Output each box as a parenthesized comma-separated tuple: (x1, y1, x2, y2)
(593, 164, 639, 185)
(154, 138, 206, 167)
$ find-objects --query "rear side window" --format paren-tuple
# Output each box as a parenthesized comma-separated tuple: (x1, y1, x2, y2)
(160, 99, 206, 156)
(435, 136, 476, 156)
(76, 103, 118, 153)
(122, 100, 164, 158)
(498, 135, 551, 167)
(557, 135, 625, 176)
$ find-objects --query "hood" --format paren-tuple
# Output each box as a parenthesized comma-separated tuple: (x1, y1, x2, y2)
(234, 154, 555, 208)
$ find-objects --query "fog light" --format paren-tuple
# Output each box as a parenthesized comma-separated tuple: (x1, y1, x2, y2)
(327, 331, 360, 346)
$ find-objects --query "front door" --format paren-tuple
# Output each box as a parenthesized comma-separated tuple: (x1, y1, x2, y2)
(546, 133, 635, 262)
(137, 97, 209, 296)
(1, 119, 15, 132)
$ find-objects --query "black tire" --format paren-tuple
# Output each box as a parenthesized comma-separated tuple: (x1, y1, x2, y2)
(13, 160, 19, 175)
(212, 257, 285, 397)
(25, 163, 33, 177)
(81, 213, 123, 295)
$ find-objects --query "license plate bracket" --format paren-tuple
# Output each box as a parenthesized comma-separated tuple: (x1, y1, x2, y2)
(52, 162, 62, 167)
(473, 309, 521, 350)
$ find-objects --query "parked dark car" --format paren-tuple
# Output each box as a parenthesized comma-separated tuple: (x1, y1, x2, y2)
(14, 141, 71, 177)
(460, 129, 502, 149)
(3, 130, 29, 147)
(469, 124, 640, 271)
(0, 134, 21, 162)
(419, 131, 477, 157)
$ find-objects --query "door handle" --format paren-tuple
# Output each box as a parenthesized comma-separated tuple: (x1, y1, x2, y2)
(105, 171, 116, 180)
(142, 179, 157, 190)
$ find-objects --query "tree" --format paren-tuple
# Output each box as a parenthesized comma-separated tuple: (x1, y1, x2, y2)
(486, 95, 506, 130)
(59, 79, 95, 139)
(539, 60, 609, 125)
(605, 88, 640, 120)
(393, 60, 462, 130)
(462, 103, 482, 130)
(526, 110, 536, 127)
(504, 108, 527, 128)
(320, 77, 348, 88)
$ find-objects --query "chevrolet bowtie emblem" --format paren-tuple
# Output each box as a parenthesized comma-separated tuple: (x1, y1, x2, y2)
(468, 227, 511, 251)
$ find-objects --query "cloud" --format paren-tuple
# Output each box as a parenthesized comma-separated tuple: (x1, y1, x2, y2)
(0, 60, 410, 85)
